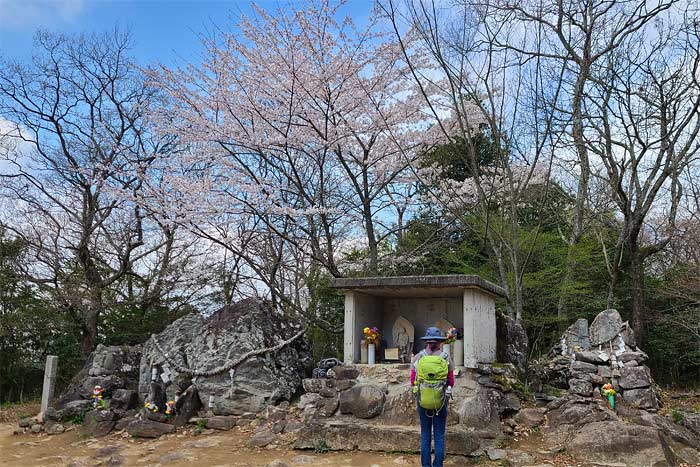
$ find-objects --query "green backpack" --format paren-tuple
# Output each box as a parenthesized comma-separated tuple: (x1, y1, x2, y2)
(414, 352, 449, 410)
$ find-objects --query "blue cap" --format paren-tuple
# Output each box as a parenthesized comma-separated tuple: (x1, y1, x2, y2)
(419, 326, 447, 341)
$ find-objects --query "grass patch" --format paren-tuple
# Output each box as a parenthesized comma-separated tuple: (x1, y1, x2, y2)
(0, 400, 40, 424)
(312, 438, 329, 454)
(671, 409, 684, 424)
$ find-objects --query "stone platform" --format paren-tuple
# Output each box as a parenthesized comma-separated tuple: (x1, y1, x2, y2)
(296, 363, 518, 455)
(294, 419, 487, 455)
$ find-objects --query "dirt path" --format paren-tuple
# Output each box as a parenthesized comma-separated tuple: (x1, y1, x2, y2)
(0, 423, 445, 467)
(0, 421, 618, 467)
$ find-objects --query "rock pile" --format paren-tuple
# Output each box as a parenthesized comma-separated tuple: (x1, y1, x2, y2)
(526, 308, 700, 466)
(299, 366, 361, 420)
(293, 361, 528, 455)
(16, 408, 67, 436)
(57, 344, 142, 408)
(533, 309, 659, 410)
(16, 345, 142, 436)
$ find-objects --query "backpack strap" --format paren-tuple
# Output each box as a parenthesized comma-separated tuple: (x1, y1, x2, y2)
(413, 349, 427, 371)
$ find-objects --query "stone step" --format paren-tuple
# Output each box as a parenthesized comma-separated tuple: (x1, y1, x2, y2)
(294, 420, 488, 455)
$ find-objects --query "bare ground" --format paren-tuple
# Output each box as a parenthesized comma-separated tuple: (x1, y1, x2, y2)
(0, 421, 602, 467)
(2, 393, 699, 467)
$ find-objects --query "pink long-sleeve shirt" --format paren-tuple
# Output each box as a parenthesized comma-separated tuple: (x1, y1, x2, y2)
(410, 348, 455, 387)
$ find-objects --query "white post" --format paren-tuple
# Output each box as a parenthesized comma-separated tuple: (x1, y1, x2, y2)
(463, 290, 475, 368)
(463, 289, 497, 367)
(39, 355, 58, 421)
(344, 292, 356, 364)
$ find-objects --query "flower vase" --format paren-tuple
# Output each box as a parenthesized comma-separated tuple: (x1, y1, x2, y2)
(443, 343, 451, 359)
(453, 339, 464, 366)
(360, 339, 368, 364)
(368, 343, 376, 365)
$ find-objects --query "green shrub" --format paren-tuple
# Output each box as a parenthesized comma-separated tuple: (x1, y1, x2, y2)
(671, 409, 684, 424)
(312, 438, 329, 453)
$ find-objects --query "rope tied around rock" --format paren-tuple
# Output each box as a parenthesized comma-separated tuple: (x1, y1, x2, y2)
(149, 329, 305, 378)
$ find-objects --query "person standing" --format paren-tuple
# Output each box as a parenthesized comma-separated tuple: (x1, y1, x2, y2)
(410, 327, 455, 467)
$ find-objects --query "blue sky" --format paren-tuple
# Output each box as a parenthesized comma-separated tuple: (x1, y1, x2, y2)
(0, 0, 374, 66)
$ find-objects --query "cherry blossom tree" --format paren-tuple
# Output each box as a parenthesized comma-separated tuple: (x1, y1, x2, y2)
(147, 0, 435, 318)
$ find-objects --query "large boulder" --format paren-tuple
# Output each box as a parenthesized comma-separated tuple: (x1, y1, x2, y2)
(110, 389, 139, 413)
(568, 421, 681, 467)
(139, 298, 311, 415)
(81, 409, 116, 438)
(376, 386, 418, 426)
(300, 393, 339, 419)
(562, 318, 591, 353)
(61, 400, 92, 420)
(623, 388, 658, 410)
(339, 384, 386, 419)
(568, 378, 593, 396)
(571, 361, 598, 373)
(574, 350, 609, 364)
(127, 418, 175, 438)
(624, 410, 700, 449)
(514, 407, 546, 428)
(589, 309, 623, 346)
(496, 310, 528, 371)
(457, 388, 501, 431)
(680, 412, 700, 439)
(618, 350, 649, 364)
(619, 366, 652, 390)
(302, 378, 337, 398)
(172, 385, 202, 426)
(546, 398, 617, 430)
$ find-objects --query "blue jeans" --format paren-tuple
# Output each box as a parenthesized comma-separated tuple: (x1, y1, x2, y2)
(418, 405, 447, 467)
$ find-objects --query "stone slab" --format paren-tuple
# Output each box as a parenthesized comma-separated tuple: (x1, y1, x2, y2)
(40, 355, 58, 421)
(331, 274, 507, 298)
(294, 420, 481, 455)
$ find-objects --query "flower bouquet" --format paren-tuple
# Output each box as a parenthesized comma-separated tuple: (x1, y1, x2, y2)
(144, 402, 159, 413)
(601, 383, 616, 410)
(363, 326, 380, 364)
(91, 385, 106, 409)
(445, 327, 463, 344)
(363, 326, 380, 345)
(165, 400, 175, 419)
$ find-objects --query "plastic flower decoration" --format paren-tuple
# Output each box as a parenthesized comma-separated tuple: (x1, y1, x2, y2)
(92, 385, 106, 409)
(144, 402, 159, 413)
(363, 326, 380, 345)
(165, 400, 175, 417)
(601, 383, 616, 410)
(445, 327, 463, 344)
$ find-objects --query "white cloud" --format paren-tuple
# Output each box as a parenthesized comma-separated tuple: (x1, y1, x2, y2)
(0, 116, 34, 175)
(0, 0, 86, 31)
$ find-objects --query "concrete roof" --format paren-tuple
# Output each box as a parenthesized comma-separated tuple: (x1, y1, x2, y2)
(331, 274, 507, 298)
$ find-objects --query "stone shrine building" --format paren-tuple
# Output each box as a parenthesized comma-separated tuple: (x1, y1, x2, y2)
(331, 275, 506, 368)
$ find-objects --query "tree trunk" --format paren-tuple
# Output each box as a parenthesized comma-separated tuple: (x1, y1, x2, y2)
(363, 199, 378, 273)
(628, 238, 646, 344)
(81, 306, 99, 355)
(558, 69, 590, 318)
